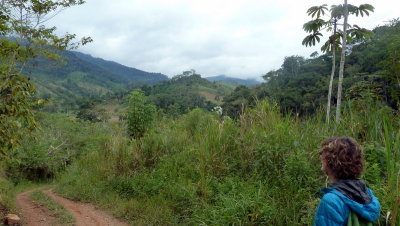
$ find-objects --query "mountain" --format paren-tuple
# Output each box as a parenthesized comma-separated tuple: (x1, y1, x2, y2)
(23, 51, 169, 100)
(204, 75, 261, 86)
(73, 52, 168, 83)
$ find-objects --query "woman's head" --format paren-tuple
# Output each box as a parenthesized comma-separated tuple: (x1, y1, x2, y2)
(319, 136, 364, 181)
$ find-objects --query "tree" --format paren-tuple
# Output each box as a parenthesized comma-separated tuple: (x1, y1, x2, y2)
(126, 89, 156, 139)
(336, 0, 348, 122)
(0, 0, 91, 155)
(302, 2, 374, 123)
(281, 56, 305, 76)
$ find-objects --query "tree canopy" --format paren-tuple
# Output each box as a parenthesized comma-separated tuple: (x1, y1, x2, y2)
(0, 0, 91, 155)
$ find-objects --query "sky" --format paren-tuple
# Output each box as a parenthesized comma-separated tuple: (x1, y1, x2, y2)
(48, 0, 400, 80)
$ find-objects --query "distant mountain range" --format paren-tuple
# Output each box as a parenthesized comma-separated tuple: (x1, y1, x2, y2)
(24, 51, 168, 100)
(72, 52, 168, 83)
(205, 75, 261, 86)
(23, 50, 260, 106)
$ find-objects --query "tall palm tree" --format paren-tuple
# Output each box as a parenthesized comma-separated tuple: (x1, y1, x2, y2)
(335, 0, 348, 122)
(336, 1, 374, 122)
(303, 4, 340, 124)
(302, 2, 374, 123)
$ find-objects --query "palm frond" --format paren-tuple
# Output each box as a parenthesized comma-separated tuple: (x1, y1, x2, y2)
(303, 19, 326, 33)
(302, 32, 323, 47)
(307, 4, 328, 18)
(348, 26, 373, 41)
(321, 38, 341, 53)
(351, 4, 374, 17)
(330, 5, 343, 19)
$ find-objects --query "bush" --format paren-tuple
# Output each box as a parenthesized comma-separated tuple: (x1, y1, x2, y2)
(126, 90, 156, 139)
(5, 112, 110, 182)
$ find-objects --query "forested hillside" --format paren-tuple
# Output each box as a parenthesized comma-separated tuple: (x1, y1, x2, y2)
(72, 71, 234, 122)
(73, 52, 168, 83)
(141, 71, 233, 115)
(223, 19, 400, 118)
(23, 51, 169, 112)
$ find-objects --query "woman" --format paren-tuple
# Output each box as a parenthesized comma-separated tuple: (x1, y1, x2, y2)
(314, 137, 380, 226)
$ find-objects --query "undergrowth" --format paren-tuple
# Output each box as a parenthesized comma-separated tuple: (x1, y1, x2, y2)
(54, 99, 399, 225)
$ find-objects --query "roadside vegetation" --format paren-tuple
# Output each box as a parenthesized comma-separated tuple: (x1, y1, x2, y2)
(51, 98, 398, 225)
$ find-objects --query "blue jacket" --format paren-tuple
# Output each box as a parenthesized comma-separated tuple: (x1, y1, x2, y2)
(314, 180, 380, 226)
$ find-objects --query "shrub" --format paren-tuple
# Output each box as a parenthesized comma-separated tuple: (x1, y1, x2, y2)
(126, 90, 156, 139)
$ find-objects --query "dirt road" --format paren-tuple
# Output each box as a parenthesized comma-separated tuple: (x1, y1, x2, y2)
(16, 188, 129, 226)
(16, 190, 58, 226)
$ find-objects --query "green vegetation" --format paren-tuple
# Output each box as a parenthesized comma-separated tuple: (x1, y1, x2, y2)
(0, 0, 90, 214)
(0, 179, 48, 217)
(0, 1, 399, 225)
(28, 50, 168, 112)
(30, 189, 75, 225)
(52, 99, 399, 225)
(205, 75, 261, 86)
(5, 112, 111, 183)
(302, 2, 374, 123)
(126, 90, 156, 138)
(222, 20, 400, 119)
(0, 169, 14, 214)
(141, 70, 232, 116)
(73, 51, 168, 83)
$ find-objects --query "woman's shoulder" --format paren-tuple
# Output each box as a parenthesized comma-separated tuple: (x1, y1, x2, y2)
(319, 188, 351, 216)
(314, 190, 350, 225)
(321, 191, 347, 210)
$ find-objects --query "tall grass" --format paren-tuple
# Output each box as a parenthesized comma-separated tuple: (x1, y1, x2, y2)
(0, 166, 14, 215)
(53, 99, 399, 225)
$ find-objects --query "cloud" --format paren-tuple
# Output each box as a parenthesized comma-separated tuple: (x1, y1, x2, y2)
(47, 0, 400, 79)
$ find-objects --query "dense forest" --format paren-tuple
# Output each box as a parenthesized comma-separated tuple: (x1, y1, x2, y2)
(223, 19, 400, 118)
(1, 0, 399, 225)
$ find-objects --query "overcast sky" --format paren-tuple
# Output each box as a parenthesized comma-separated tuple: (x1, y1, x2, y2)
(48, 0, 400, 80)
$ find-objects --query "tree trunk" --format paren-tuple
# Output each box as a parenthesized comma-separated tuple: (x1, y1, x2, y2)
(336, 0, 348, 123)
(326, 21, 337, 124)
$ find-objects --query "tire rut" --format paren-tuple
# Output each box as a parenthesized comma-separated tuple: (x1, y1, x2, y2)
(43, 189, 129, 226)
(16, 189, 59, 226)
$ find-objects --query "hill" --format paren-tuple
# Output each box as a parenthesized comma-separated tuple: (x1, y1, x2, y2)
(22, 51, 169, 111)
(73, 52, 168, 83)
(141, 72, 234, 115)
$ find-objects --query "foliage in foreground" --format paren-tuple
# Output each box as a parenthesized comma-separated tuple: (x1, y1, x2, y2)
(55, 99, 399, 225)
(0, 169, 14, 215)
(126, 90, 156, 139)
(0, 0, 91, 156)
(5, 112, 111, 183)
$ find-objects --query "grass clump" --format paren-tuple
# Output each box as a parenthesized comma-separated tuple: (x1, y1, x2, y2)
(0, 174, 14, 216)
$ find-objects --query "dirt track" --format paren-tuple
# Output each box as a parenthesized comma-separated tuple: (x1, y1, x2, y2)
(16, 190, 58, 226)
(16, 188, 129, 226)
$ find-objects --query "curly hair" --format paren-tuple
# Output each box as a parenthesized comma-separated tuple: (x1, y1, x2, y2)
(320, 136, 364, 180)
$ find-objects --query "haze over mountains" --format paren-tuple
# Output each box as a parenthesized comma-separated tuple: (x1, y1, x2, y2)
(204, 75, 261, 86)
